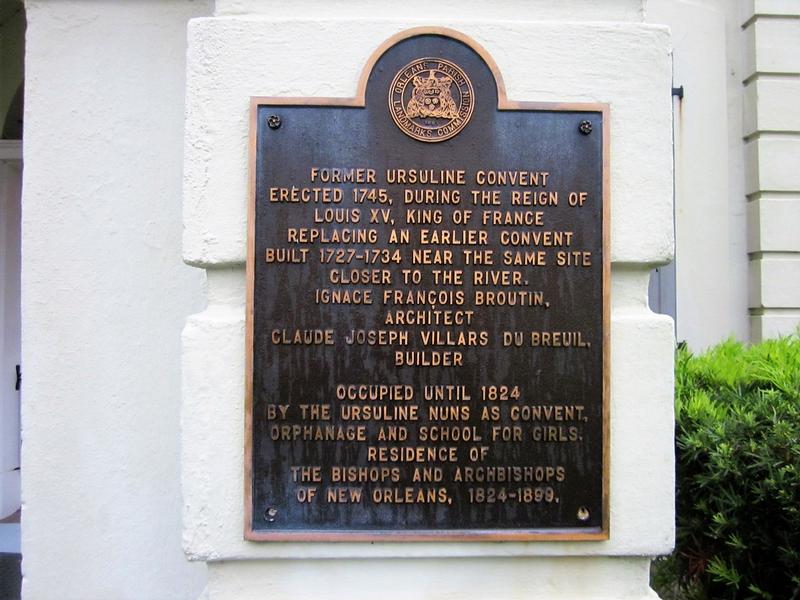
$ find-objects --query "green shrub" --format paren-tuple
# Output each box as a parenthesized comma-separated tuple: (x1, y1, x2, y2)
(654, 335, 800, 600)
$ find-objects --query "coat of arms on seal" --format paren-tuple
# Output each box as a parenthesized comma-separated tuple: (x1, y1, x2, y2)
(389, 58, 474, 142)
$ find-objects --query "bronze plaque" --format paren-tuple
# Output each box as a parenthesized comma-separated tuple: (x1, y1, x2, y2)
(246, 28, 609, 541)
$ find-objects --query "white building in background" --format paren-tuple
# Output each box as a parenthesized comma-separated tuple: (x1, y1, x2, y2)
(0, 0, 796, 598)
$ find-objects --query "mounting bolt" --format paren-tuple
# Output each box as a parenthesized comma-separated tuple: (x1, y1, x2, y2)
(577, 506, 590, 521)
(579, 120, 592, 135)
(265, 506, 278, 522)
(267, 115, 282, 130)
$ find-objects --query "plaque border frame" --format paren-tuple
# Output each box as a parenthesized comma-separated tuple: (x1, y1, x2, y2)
(244, 26, 610, 542)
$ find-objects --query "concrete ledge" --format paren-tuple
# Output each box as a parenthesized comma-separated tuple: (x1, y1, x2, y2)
(747, 195, 800, 252)
(202, 556, 659, 600)
(742, 0, 800, 25)
(750, 312, 800, 341)
(748, 257, 800, 307)
(745, 137, 800, 194)
(743, 78, 800, 137)
(743, 17, 800, 80)
(215, 0, 648, 22)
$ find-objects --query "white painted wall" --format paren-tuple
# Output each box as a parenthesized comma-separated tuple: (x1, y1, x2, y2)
(10, 0, 795, 596)
(646, 0, 800, 347)
(646, 0, 750, 351)
(21, 1, 211, 598)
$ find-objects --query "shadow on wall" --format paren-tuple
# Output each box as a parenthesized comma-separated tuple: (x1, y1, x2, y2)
(0, 553, 20, 599)
(3, 83, 22, 140)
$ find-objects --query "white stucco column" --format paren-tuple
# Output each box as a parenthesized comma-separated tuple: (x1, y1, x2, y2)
(21, 2, 211, 597)
(182, 3, 675, 598)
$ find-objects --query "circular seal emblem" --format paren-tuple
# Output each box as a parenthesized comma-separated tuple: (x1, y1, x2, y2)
(388, 58, 474, 143)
